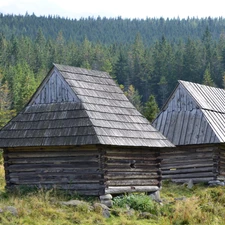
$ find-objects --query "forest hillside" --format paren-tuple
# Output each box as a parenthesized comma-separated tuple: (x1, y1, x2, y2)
(1, 14, 225, 126)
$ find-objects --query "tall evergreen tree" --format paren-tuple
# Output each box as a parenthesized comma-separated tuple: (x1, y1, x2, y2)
(125, 85, 143, 112)
(203, 64, 215, 86)
(113, 50, 128, 85)
(0, 73, 16, 127)
(143, 95, 159, 122)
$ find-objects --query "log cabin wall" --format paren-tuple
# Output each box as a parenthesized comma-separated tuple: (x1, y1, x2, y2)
(103, 147, 161, 192)
(3, 146, 105, 196)
(218, 145, 225, 180)
(161, 145, 220, 183)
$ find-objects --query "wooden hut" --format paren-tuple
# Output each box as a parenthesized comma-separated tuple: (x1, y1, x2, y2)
(153, 80, 225, 183)
(0, 64, 173, 196)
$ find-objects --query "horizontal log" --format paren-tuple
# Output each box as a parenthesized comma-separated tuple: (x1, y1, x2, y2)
(10, 171, 103, 177)
(217, 175, 225, 180)
(105, 158, 157, 163)
(9, 178, 103, 185)
(105, 164, 159, 169)
(104, 167, 159, 172)
(106, 174, 159, 180)
(161, 153, 214, 161)
(161, 147, 215, 154)
(105, 149, 158, 155)
(105, 155, 157, 160)
(105, 171, 158, 176)
(162, 157, 213, 165)
(162, 163, 213, 170)
(7, 146, 98, 152)
(219, 162, 225, 167)
(7, 151, 99, 158)
(104, 167, 159, 175)
(106, 179, 159, 186)
(6, 166, 101, 173)
(162, 166, 213, 175)
(219, 151, 225, 157)
(163, 172, 215, 179)
(105, 186, 159, 194)
(7, 157, 99, 164)
(9, 173, 102, 180)
(6, 163, 100, 169)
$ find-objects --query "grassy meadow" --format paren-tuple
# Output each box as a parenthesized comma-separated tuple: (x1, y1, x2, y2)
(0, 152, 225, 224)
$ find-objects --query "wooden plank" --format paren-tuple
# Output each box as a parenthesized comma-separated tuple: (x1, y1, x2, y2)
(190, 110, 202, 144)
(179, 111, 190, 145)
(185, 109, 197, 144)
(204, 123, 214, 143)
(163, 111, 172, 138)
(172, 111, 185, 145)
(197, 115, 208, 144)
(180, 86, 187, 111)
(167, 111, 178, 142)
(159, 110, 168, 134)
(154, 112, 163, 131)
(175, 86, 181, 111)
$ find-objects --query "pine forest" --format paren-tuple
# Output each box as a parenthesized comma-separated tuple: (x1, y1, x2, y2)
(1, 14, 225, 126)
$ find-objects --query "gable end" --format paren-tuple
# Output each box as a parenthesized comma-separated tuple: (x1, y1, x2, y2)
(29, 68, 79, 105)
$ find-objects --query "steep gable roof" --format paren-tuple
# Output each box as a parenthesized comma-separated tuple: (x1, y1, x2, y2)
(0, 64, 173, 148)
(153, 80, 225, 145)
(179, 80, 225, 112)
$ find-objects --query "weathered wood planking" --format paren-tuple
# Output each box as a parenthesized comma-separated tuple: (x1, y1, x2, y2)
(152, 82, 221, 146)
(4, 147, 105, 195)
(104, 148, 161, 188)
(161, 146, 220, 183)
(218, 146, 225, 180)
(31, 71, 79, 105)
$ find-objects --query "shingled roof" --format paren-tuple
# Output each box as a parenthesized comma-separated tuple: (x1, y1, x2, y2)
(0, 64, 173, 148)
(153, 80, 225, 145)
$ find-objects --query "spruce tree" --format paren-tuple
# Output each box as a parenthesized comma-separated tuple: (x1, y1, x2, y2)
(143, 95, 159, 123)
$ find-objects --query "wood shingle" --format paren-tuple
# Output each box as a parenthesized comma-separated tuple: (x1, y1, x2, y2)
(0, 64, 173, 148)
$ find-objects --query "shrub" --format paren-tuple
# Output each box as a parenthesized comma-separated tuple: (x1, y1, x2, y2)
(113, 193, 158, 214)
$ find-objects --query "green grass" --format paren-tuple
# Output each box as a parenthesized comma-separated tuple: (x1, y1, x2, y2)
(1, 162, 225, 224)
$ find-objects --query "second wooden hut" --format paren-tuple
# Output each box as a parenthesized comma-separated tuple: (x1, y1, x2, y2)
(153, 80, 225, 183)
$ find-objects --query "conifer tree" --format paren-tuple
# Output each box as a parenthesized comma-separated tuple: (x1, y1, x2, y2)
(203, 64, 214, 86)
(125, 85, 143, 112)
(0, 73, 16, 127)
(143, 95, 159, 122)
